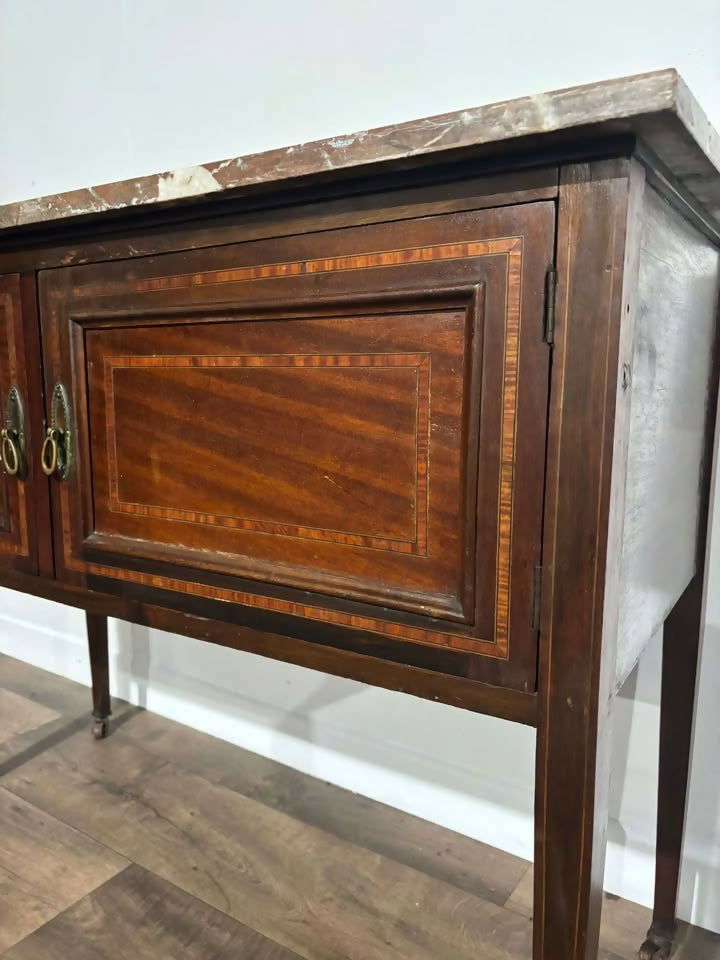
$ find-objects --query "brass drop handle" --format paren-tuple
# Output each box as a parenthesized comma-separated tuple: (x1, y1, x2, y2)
(2, 429, 20, 476)
(1, 386, 27, 480)
(40, 427, 58, 476)
(41, 383, 73, 480)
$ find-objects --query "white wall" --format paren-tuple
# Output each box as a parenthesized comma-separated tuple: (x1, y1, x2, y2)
(1, 0, 719, 932)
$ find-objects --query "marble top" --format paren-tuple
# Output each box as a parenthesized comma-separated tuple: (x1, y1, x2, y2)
(2, 69, 719, 232)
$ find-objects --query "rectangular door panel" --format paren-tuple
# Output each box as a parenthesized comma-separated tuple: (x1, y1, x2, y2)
(85, 307, 468, 621)
(39, 202, 555, 688)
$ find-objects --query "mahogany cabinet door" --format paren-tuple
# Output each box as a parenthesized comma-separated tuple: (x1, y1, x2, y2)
(0, 275, 42, 575)
(39, 202, 554, 689)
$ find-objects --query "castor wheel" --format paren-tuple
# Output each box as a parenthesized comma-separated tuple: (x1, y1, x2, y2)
(92, 717, 109, 740)
(639, 932, 672, 960)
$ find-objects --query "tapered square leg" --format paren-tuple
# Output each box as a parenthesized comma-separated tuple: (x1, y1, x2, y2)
(639, 576, 704, 960)
(87, 612, 111, 739)
(533, 159, 640, 960)
(535, 696, 614, 960)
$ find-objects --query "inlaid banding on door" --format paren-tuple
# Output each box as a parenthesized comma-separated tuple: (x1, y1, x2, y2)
(61, 233, 524, 658)
(104, 351, 431, 556)
(84, 563, 500, 655)
(71, 237, 522, 299)
(494, 247, 522, 644)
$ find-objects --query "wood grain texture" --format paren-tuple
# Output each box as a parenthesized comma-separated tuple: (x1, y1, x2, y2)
(105, 706, 529, 907)
(0, 276, 39, 575)
(4, 864, 303, 960)
(509, 865, 720, 960)
(4, 659, 720, 960)
(642, 577, 707, 955)
(0, 786, 126, 952)
(615, 185, 720, 688)
(0, 574, 538, 722)
(90, 327, 451, 603)
(70, 236, 519, 298)
(0, 168, 559, 274)
(2, 729, 535, 960)
(507, 865, 653, 960)
(0, 652, 94, 718)
(534, 160, 637, 960)
(87, 612, 111, 724)
(0, 689, 59, 746)
(0, 138, 707, 281)
(104, 352, 432, 556)
(40, 201, 555, 690)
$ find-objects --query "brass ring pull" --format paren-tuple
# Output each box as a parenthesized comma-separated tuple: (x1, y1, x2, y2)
(42, 384, 73, 481)
(1, 429, 19, 476)
(41, 427, 58, 476)
(1, 386, 27, 480)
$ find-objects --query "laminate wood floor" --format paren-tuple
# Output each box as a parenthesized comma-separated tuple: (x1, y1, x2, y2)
(0, 653, 718, 960)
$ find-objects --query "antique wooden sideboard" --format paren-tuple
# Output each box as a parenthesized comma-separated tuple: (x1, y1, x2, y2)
(0, 70, 719, 960)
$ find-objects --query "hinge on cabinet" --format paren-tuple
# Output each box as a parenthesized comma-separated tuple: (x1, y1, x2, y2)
(531, 562, 543, 632)
(543, 268, 557, 345)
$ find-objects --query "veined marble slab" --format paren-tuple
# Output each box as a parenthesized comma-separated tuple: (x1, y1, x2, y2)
(1, 69, 719, 231)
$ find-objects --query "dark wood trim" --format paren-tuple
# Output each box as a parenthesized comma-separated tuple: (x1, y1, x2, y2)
(38, 199, 554, 693)
(644, 576, 704, 957)
(534, 158, 637, 960)
(0, 568, 537, 726)
(0, 165, 561, 274)
(0, 134, 640, 261)
(18, 272, 54, 578)
(137, 603, 538, 727)
(0, 273, 45, 576)
(87, 573, 500, 685)
(86, 611, 111, 723)
(634, 141, 720, 249)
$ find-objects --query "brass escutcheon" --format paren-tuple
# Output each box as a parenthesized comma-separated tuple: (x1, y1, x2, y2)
(42, 383, 73, 480)
(2, 386, 27, 479)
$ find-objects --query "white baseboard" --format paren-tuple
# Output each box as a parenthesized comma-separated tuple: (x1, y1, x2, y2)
(0, 590, 718, 933)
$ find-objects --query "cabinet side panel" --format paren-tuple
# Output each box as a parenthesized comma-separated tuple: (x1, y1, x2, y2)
(616, 186, 720, 689)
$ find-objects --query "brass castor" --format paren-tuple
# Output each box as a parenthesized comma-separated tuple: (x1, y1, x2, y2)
(639, 932, 672, 960)
(92, 717, 109, 740)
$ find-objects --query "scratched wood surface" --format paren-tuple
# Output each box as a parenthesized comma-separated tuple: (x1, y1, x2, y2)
(0, 786, 126, 953)
(2, 654, 719, 959)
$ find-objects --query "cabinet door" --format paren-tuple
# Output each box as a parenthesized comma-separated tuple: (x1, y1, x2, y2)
(39, 202, 554, 688)
(0, 275, 42, 575)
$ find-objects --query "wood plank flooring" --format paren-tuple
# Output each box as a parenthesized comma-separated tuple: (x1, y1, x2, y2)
(0, 653, 718, 959)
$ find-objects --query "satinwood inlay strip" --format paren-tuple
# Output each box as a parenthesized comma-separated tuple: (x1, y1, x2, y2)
(103, 352, 431, 555)
(71, 238, 521, 298)
(63, 235, 523, 657)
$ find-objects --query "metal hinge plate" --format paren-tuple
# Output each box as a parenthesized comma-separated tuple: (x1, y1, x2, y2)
(543, 268, 557, 345)
(531, 562, 543, 632)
